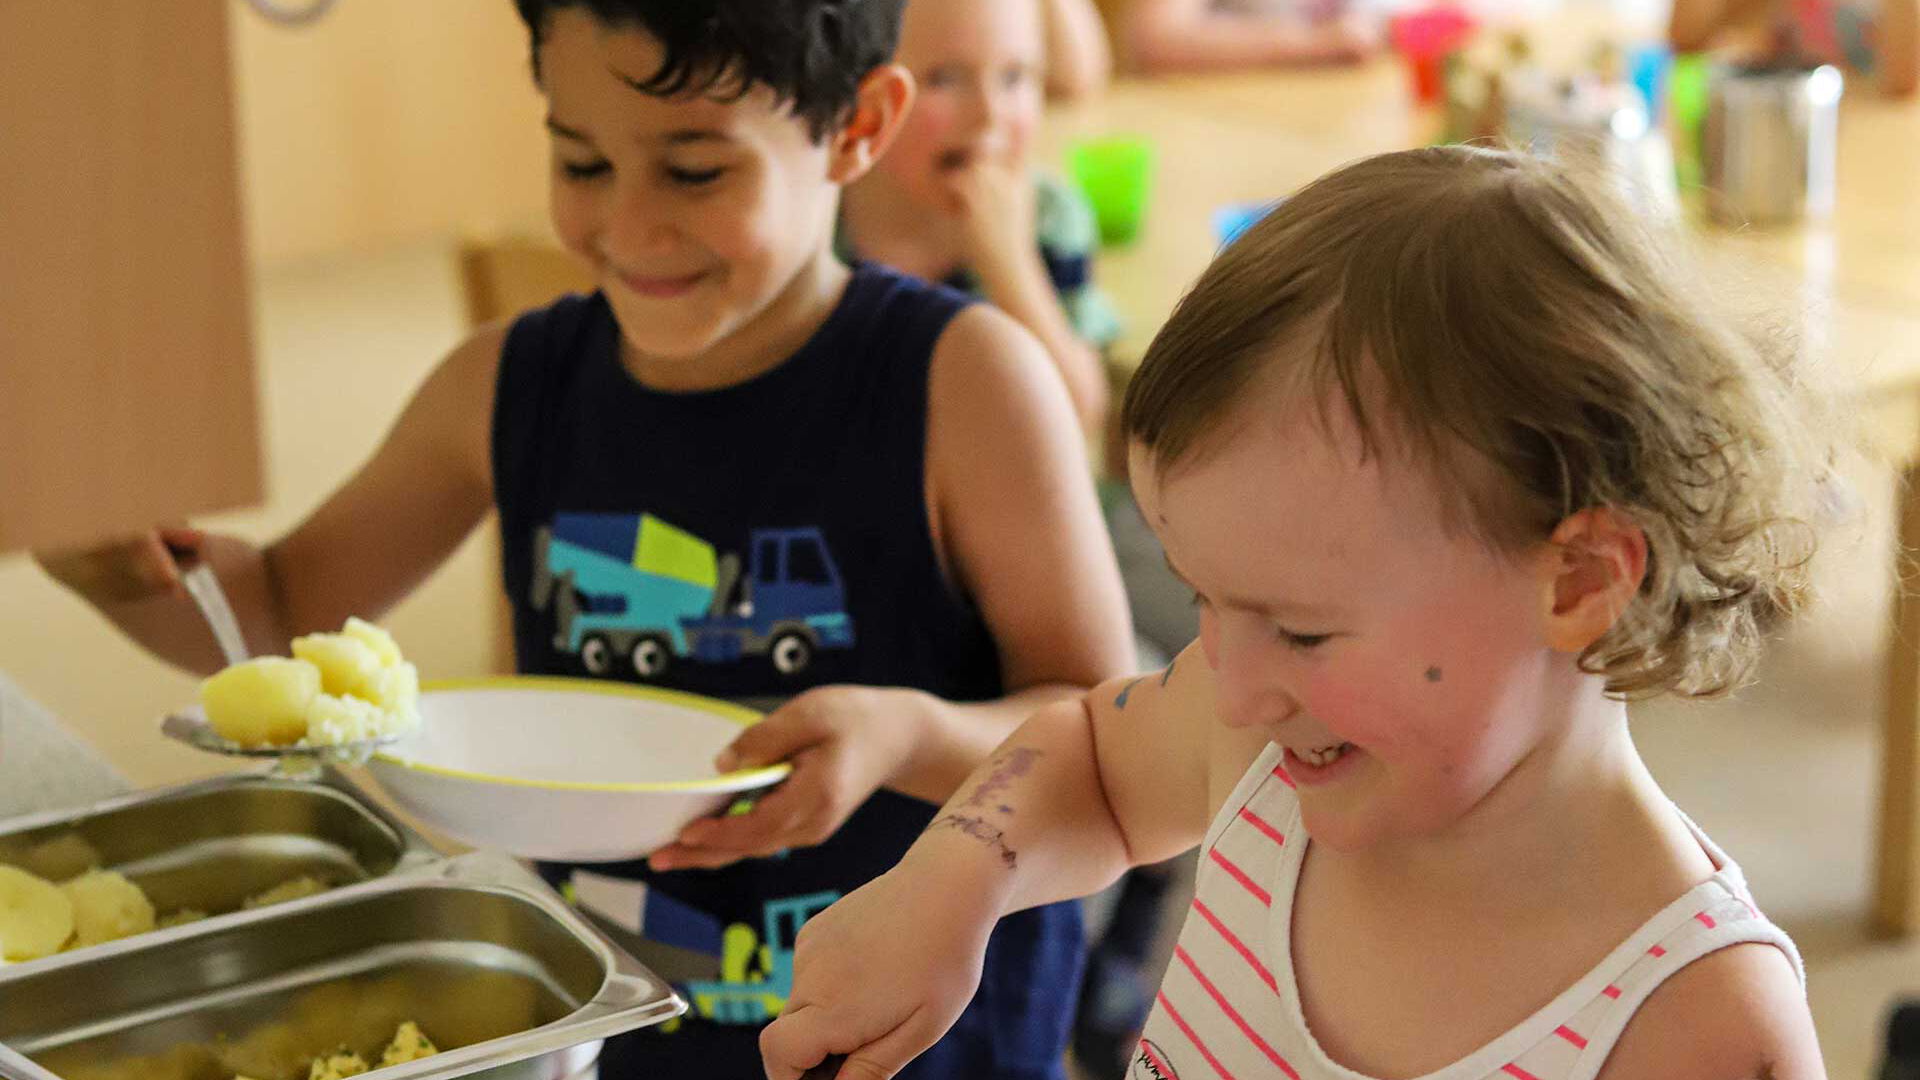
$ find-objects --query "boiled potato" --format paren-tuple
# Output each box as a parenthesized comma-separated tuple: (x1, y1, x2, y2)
(291, 633, 384, 702)
(380, 1021, 438, 1066)
(306, 693, 387, 747)
(342, 617, 403, 668)
(0, 864, 75, 961)
(62, 869, 155, 948)
(201, 657, 321, 746)
(308, 1047, 369, 1079)
(366, 660, 420, 719)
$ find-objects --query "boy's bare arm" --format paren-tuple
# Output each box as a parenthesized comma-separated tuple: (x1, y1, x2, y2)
(37, 324, 504, 673)
(263, 323, 504, 642)
(892, 303, 1135, 802)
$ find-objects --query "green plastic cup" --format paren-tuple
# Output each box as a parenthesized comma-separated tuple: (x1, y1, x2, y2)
(1067, 135, 1155, 247)
(1669, 52, 1712, 188)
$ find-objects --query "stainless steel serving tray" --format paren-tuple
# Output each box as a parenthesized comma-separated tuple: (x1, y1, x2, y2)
(0, 768, 441, 959)
(0, 852, 684, 1080)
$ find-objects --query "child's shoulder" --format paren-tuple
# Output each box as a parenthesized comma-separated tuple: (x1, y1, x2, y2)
(1596, 940, 1820, 1080)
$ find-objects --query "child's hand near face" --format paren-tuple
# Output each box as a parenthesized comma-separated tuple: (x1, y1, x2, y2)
(647, 686, 928, 872)
(945, 157, 1040, 278)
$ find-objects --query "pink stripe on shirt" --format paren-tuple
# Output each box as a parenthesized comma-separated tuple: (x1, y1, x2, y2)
(1192, 897, 1279, 992)
(1209, 847, 1273, 907)
(1174, 945, 1303, 1080)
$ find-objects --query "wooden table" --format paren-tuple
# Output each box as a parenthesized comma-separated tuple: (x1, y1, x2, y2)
(1042, 61, 1920, 935)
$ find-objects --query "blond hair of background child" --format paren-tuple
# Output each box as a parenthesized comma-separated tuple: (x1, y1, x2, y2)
(761, 144, 1832, 1080)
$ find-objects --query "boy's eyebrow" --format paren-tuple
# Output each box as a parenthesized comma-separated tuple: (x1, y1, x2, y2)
(545, 116, 592, 143)
(1161, 554, 1340, 620)
(544, 119, 733, 148)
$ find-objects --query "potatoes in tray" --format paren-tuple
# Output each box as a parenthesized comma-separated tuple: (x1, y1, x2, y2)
(0, 864, 75, 962)
(62, 869, 156, 948)
(199, 618, 420, 748)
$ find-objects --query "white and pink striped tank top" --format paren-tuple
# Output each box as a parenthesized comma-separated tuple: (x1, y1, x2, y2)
(1132, 744, 1803, 1080)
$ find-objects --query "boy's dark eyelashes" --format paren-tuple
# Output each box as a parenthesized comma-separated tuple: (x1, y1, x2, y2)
(560, 159, 610, 180)
(665, 165, 726, 185)
(556, 159, 727, 186)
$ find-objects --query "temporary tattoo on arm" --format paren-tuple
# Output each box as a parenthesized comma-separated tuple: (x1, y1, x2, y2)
(1160, 657, 1178, 686)
(1114, 676, 1146, 708)
(930, 814, 1019, 869)
(961, 747, 1042, 811)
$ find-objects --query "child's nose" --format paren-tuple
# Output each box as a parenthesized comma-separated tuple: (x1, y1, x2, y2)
(601, 184, 680, 259)
(1210, 632, 1297, 731)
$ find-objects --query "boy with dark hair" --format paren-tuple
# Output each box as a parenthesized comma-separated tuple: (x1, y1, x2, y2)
(39, 2, 1135, 1075)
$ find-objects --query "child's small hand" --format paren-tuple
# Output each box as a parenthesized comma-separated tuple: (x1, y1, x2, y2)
(34, 525, 206, 605)
(946, 158, 1036, 275)
(647, 686, 924, 872)
(759, 866, 995, 1080)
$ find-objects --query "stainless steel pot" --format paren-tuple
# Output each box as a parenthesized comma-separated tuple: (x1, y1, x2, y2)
(1703, 64, 1844, 224)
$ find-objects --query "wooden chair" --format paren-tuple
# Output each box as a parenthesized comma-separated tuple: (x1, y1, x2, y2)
(454, 237, 595, 675)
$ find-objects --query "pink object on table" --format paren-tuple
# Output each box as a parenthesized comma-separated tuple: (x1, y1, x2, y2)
(1389, 6, 1478, 103)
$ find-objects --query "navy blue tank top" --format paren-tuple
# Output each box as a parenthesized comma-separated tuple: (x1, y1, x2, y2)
(492, 264, 1081, 1079)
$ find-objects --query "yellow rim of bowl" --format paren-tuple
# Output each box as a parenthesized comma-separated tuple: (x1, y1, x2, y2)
(370, 675, 792, 793)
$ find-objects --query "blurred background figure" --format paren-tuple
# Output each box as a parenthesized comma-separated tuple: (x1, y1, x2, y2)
(1097, 0, 1383, 73)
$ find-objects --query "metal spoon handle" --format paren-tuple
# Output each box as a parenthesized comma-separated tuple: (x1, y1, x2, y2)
(181, 561, 249, 667)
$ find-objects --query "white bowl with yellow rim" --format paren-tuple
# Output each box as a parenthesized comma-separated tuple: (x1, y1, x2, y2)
(364, 676, 790, 861)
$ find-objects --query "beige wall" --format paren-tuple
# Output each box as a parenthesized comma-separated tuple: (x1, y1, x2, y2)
(231, 0, 555, 265)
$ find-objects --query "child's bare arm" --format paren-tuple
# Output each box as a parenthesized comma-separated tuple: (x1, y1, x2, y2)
(1041, 0, 1115, 101)
(758, 646, 1270, 1080)
(1594, 943, 1824, 1080)
(36, 325, 504, 673)
(1121, 0, 1375, 73)
(949, 168, 1111, 436)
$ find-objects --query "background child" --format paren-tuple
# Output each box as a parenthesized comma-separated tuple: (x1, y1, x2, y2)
(760, 144, 1831, 1080)
(839, 0, 1121, 438)
(36, 1, 1135, 1076)
(1100, 0, 1381, 73)
(1670, 0, 1917, 96)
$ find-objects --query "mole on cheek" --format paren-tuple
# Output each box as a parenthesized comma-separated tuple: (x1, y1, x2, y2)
(1424, 665, 1443, 683)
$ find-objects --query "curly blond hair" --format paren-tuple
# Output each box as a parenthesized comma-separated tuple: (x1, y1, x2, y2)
(1122, 145, 1829, 699)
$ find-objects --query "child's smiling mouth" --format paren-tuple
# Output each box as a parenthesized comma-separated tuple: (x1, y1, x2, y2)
(1283, 741, 1358, 785)
(615, 268, 708, 299)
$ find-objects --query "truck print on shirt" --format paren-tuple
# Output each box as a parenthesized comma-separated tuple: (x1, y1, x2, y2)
(530, 513, 856, 681)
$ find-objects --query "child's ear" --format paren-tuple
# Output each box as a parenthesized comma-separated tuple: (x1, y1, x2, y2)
(1538, 507, 1648, 654)
(826, 64, 914, 184)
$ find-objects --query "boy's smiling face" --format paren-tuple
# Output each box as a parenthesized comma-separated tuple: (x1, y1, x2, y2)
(539, 10, 867, 376)
(877, 0, 1044, 209)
